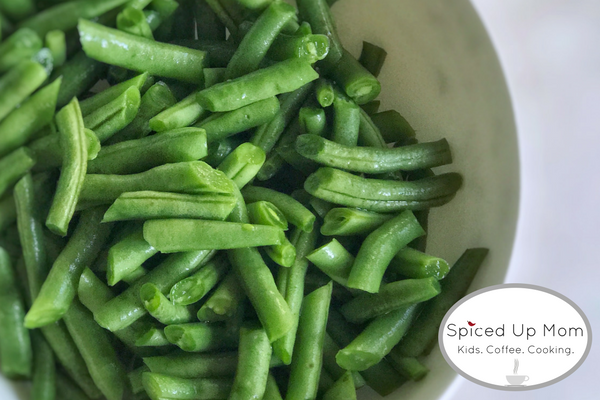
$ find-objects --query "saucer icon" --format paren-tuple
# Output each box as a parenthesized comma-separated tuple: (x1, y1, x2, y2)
(506, 359, 529, 387)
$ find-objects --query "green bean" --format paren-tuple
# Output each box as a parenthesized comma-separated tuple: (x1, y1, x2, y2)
(170, 39, 237, 68)
(202, 67, 225, 88)
(306, 239, 354, 287)
(122, 265, 148, 284)
(387, 247, 450, 280)
(315, 78, 334, 107)
(203, 0, 238, 36)
(149, 89, 206, 132)
(329, 49, 381, 105)
(330, 95, 360, 146)
(46, 98, 88, 236)
(77, 268, 113, 313)
(56, 372, 93, 400)
(95, 250, 214, 331)
(83, 86, 141, 142)
(322, 371, 356, 400)
(0, 194, 16, 232)
(356, 107, 386, 148)
(256, 152, 285, 181)
(79, 73, 149, 116)
(305, 168, 463, 212)
(0, 28, 42, 74)
(0, 60, 48, 122)
(129, 366, 149, 394)
(19, 0, 129, 37)
(62, 299, 127, 400)
(105, 228, 156, 286)
(0, 247, 32, 379)
(225, 1, 296, 80)
(337, 304, 420, 371)
(170, 255, 229, 306)
(144, 352, 237, 379)
(296, 0, 343, 71)
(198, 58, 318, 112)
(230, 324, 272, 400)
(275, 138, 319, 175)
(165, 323, 234, 352)
(346, 210, 425, 292)
(247, 201, 288, 230)
(0, 147, 36, 198)
(142, 372, 233, 400)
(79, 19, 207, 83)
(242, 186, 316, 232)
(31, 332, 56, 400)
(320, 207, 393, 236)
(194, 0, 226, 40)
(387, 354, 429, 381)
(25, 208, 112, 328)
(326, 308, 404, 396)
(308, 197, 331, 218)
(80, 161, 235, 205)
(299, 107, 326, 136)
(92, 127, 208, 174)
(134, 325, 169, 347)
(51, 51, 108, 108)
(341, 277, 441, 324)
(29, 128, 100, 172)
(287, 282, 332, 400)
(0, 0, 34, 21)
(108, 82, 177, 143)
(118, 6, 154, 39)
(140, 285, 193, 326)
(251, 82, 314, 153)
(370, 110, 416, 144)
(358, 41, 387, 78)
(262, 374, 283, 400)
(45, 30, 66, 68)
(322, 334, 365, 388)
(196, 271, 246, 321)
(105, 192, 237, 224)
(360, 100, 380, 115)
(143, 219, 284, 252)
(395, 248, 489, 357)
(268, 33, 330, 63)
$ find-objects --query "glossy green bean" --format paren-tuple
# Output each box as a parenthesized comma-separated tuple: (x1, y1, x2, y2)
(321, 207, 392, 236)
(268, 33, 330, 63)
(322, 371, 356, 400)
(196, 271, 246, 321)
(347, 210, 425, 292)
(0, 28, 42, 74)
(117, 6, 154, 39)
(395, 248, 489, 357)
(305, 168, 463, 212)
(149, 89, 206, 132)
(170, 39, 236, 68)
(322, 334, 365, 388)
(20, 0, 129, 37)
(0, 147, 36, 198)
(337, 304, 420, 371)
(142, 372, 233, 400)
(170, 255, 229, 306)
(25, 208, 112, 328)
(331, 95, 360, 147)
(79, 19, 206, 83)
(135, 326, 171, 347)
(165, 322, 234, 352)
(144, 352, 238, 379)
(95, 250, 214, 331)
(79, 73, 149, 116)
(0, 60, 47, 123)
(46, 98, 88, 236)
(299, 107, 326, 136)
(31, 332, 56, 400)
(247, 201, 288, 230)
(122, 265, 148, 284)
(306, 238, 354, 287)
(140, 283, 195, 324)
(62, 299, 127, 400)
(358, 41, 387, 78)
(51, 51, 108, 108)
(251, 82, 314, 153)
(229, 324, 272, 400)
(198, 58, 318, 112)
(242, 186, 316, 232)
(315, 78, 334, 107)
(0, 247, 32, 379)
(106, 228, 157, 286)
(296, 0, 343, 70)
(387, 353, 429, 381)
(204, 67, 226, 87)
(287, 282, 332, 400)
(328, 49, 381, 105)
(256, 152, 285, 181)
(80, 161, 235, 205)
(83, 86, 141, 142)
(29, 128, 100, 172)
(341, 277, 441, 324)
(387, 247, 450, 280)
(370, 110, 416, 144)
(204, 137, 247, 167)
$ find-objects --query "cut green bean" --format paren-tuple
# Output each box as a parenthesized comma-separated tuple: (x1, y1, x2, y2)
(197, 97, 280, 143)
(395, 248, 489, 357)
(140, 283, 195, 324)
(197, 271, 246, 321)
(142, 372, 233, 400)
(309, 196, 333, 218)
(387, 354, 429, 381)
(341, 277, 441, 324)
(321, 207, 393, 236)
(247, 201, 288, 230)
(90, 127, 207, 174)
(25, 208, 112, 328)
(170, 255, 229, 306)
(203, 67, 226, 88)
(242, 186, 316, 232)
(31, 332, 56, 400)
(357, 107, 386, 148)
(0, 147, 36, 199)
(129, 366, 149, 394)
(0, 247, 32, 379)
(256, 152, 285, 181)
(229, 324, 272, 400)
(347, 210, 425, 292)
(79, 73, 149, 117)
(45, 30, 66, 67)
(315, 78, 334, 107)
(170, 39, 237, 68)
(286, 282, 332, 400)
(0, 60, 47, 123)
(19, 0, 130, 37)
(299, 107, 326, 136)
(337, 304, 420, 371)
(144, 352, 238, 378)
(122, 265, 148, 284)
(197, 58, 319, 112)
(46, 98, 88, 236)
(51, 52, 107, 108)
(83, 86, 141, 142)
(305, 168, 463, 212)
(387, 247, 450, 280)
(370, 110, 416, 144)
(306, 239, 354, 287)
(165, 323, 234, 352)
(95, 250, 214, 332)
(29, 128, 100, 172)
(322, 334, 365, 388)
(296, 0, 343, 70)
(143, 219, 284, 252)
(117, 6, 154, 39)
(62, 299, 127, 400)
(329, 49, 381, 105)
(149, 89, 205, 132)
(107, 228, 157, 286)
(268, 33, 330, 63)
(217, 142, 265, 189)
(263, 374, 283, 400)
(226, 1, 296, 79)
(0, 27, 42, 74)
(79, 19, 207, 83)
(358, 41, 387, 78)
(322, 371, 356, 400)
(80, 161, 236, 205)
(0, 77, 61, 158)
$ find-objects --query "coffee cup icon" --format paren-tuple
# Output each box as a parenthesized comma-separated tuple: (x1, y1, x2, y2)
(506, 375, 529, 385)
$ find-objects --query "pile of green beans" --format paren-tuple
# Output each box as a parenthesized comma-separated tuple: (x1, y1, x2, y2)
(0, 1, 490, 399)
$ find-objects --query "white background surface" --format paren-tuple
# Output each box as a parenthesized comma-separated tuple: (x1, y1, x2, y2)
(448, 1, 599, 399)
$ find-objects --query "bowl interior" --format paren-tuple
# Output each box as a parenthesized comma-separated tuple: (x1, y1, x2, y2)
(0, 0, 518, 399)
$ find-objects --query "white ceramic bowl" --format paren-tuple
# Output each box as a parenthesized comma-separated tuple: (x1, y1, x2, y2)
(0, 0, 518, 399)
